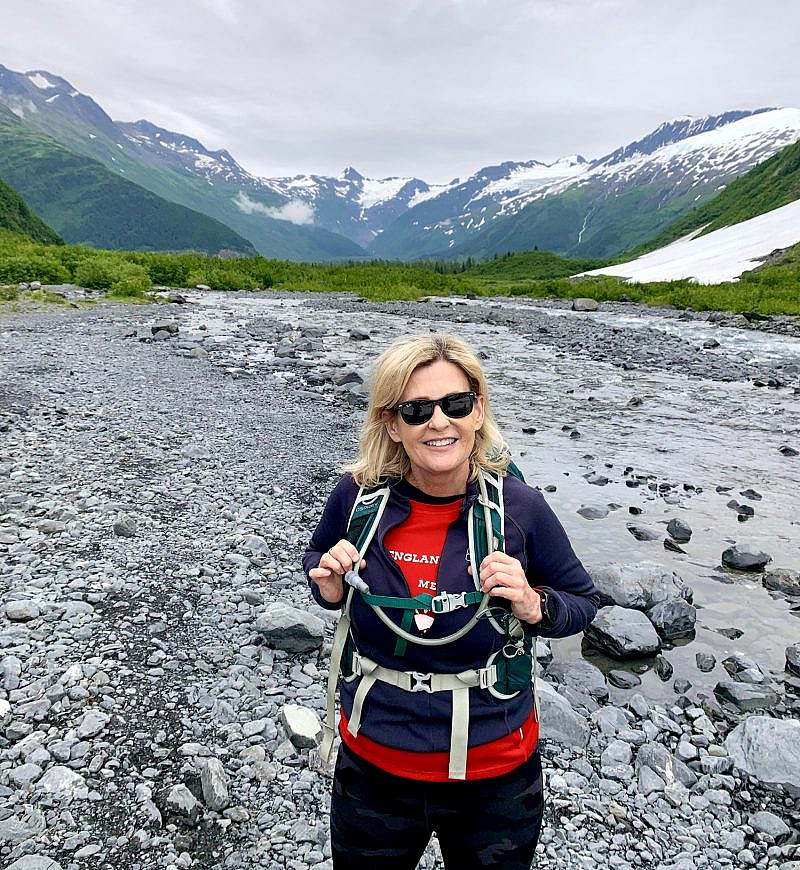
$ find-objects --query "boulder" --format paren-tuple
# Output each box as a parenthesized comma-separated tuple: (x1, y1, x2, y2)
(721, 543, 772, 572)
(584, 605, 661, 659)
(647, 599, 696, 639)
(589, 562, 692, 611)
(786, 643, 800, 677)
(626, 524, 661, 542)
(254, 602, 325, 653)
(666, 518, 692, 543)
(763, 568, 800, 596)
(36, 766, 87, 800)
(725, 716, 800, 788)
(545, 660, 608, 701)
(535, 680, 590, 748)
(5, 599, 40, 621)
(714, 680, 779, 712)
(6, 858, 63, 870)
(748, 810, 791, 840)
(572, 298, 599, 312)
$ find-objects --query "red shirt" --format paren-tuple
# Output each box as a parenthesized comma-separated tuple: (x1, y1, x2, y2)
(342, 492, 539, 780)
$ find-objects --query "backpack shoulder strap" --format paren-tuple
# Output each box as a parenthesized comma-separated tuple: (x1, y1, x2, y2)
(345, 484, 391, 556)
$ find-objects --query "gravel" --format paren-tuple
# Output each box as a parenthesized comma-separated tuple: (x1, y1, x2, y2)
(2, 293, 799, 870)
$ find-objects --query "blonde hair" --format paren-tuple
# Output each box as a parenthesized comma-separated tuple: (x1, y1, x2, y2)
(344, 333, 510, 487)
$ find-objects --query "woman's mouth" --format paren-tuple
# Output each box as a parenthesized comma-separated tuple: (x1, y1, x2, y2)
(423, 437, 458, 448)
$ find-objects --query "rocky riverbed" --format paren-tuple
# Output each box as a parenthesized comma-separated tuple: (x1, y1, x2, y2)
(1, 290, 799, 870)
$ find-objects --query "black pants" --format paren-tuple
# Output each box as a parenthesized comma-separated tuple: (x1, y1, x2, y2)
(331, 742, 544, 869)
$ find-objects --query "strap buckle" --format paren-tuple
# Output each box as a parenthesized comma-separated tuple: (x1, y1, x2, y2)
(409, 671, 434, 692)
(430, 592, 467, 614)
(479, 665, 497, 690)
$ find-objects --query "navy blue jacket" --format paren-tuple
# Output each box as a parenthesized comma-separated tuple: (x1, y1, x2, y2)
(303, 473, 599, 753)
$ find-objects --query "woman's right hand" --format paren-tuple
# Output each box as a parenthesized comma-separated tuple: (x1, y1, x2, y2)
(309, 540, 366, 604)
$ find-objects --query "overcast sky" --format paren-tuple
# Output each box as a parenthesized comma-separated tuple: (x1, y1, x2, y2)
(2, 0, 799, 183)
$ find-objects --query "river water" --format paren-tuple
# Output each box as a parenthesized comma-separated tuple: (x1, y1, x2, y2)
(182, 292, 800, 705)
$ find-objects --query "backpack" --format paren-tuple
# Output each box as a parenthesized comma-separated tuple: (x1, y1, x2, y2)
(319, 464, 540, 780)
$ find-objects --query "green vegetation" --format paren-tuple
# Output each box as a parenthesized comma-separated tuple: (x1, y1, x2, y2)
(0, 176, 63, 244)
(1, 227, 798, 315)
(465, 249, 605, 281)
(628, 139, 800, 257)
(0, 105, 256, 255)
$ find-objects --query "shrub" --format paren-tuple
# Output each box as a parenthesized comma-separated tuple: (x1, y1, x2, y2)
(74, 256, 151, 291)
(0, 254, 70, 284)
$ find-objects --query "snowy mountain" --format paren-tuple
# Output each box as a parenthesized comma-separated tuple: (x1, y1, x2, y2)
(575, 198, 800, 283)
(388, 108, 800, 261)
(2, 62, 799, 263)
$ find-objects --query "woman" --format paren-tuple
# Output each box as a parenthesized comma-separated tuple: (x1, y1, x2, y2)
(304, 333, 598, 870)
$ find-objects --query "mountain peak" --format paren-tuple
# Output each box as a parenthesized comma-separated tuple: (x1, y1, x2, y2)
(340, 165, 364, 182)
(595, 108, 777, 167)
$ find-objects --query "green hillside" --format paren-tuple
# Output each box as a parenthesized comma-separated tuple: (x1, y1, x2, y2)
(628, 139, 800, 257)
(0, 176, 62, 244)
(465, 249, 604, 280)
(0, 106, 256, 254)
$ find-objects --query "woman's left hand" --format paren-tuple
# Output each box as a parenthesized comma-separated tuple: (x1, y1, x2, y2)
(474, 552, 542, 624)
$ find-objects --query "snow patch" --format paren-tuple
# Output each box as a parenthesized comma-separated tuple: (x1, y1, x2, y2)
(358, 176, 412, 209)
(233, 191, 315, 225)
(576, 199, 800, 284)
(27, 72, 56, 90)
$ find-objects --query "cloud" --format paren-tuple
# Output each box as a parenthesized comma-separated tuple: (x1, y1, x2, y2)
(233, 191, 315, 225)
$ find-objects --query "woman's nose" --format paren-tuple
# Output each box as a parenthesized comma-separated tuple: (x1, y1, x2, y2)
(428, 405, 450, 428)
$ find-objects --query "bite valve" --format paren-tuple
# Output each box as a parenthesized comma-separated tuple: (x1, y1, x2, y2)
(344, 570, 370, 594)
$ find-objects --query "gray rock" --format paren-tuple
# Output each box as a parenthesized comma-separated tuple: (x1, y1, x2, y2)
(536, 680, 590, 748)
(786, 643, 800, 677)
(577, 505, 609, 520)
(763, 568, 800, 595)
(280, 703, 322, 749)
(647, 599, 696, 639)
(200, 758, 230, 811)
(626, 524, 661, 542)
(635, 741, 697, 789)
(714, 680, 779, 712)
(592, 705, 630, 736)
(77, 710, 109, 739)
(348, 328, 370, 340)
(545, 660, 609, 701)
(36, 766, 87, 800)
(113, 513, 137, 538)
(589, 562, 692, 610)
(584, 605, 662, 658)
(726, 716, 800, 788)
(165, 784, 201, 823)
(5, 599, 40, 621)
(6, 858, 63, 870)
(722, 543, 772, 572)
(151, 321, 179, 335)
(255, 602, 325, 652)
(748, 810, 790, 839)
(666, 518, 692, 543)
(696, 651, 716, 672)
(572, 298, 599, 312)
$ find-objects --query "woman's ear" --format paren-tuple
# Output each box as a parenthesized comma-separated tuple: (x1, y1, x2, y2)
(381, 409, 402, 443)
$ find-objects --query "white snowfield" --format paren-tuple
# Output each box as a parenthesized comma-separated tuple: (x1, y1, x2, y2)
(575, 198, 800, 284)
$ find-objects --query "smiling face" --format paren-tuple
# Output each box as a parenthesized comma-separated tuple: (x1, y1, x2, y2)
(383, 359, 485, 496)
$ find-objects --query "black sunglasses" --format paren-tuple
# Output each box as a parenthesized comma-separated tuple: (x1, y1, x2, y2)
(389, 391, 477, 426)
